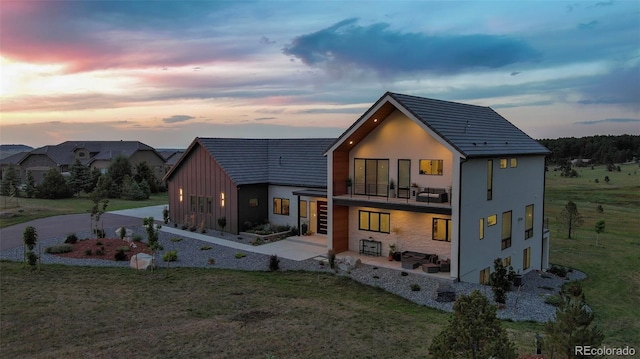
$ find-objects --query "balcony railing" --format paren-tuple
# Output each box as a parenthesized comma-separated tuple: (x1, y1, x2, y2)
(343, 181, 451, 205)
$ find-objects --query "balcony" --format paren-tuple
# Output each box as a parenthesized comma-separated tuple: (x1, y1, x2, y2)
(334, 182, 452, 214)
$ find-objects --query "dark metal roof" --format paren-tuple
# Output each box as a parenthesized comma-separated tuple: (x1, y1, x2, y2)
(387, 92, 550, 157)
(19, 141, 163, 166)
(197, 138, 335, 187)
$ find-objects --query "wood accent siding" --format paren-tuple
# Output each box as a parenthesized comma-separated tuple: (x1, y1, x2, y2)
(166, 142, 240, 234)
(332, 151, 349, 195)
(332, 205, 349, 252)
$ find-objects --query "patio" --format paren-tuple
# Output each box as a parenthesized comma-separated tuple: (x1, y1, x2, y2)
(335, 250, 454, 281)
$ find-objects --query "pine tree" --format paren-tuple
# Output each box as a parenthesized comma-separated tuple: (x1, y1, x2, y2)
(36, 168, 73, 199)
(69, 159, 90, 196)
(429, 290, 517, 359)
(1, 164, 20, 196)
(544, 282, 604, 358)
(594, 220, 605, 246)
(24, 170, 36, 198)
(559, 201, 584, 239)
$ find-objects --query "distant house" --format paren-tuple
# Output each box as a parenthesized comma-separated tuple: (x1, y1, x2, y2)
(163, 138, 334, 234)
(14, 141, 166, 183)
(325, 92, 551, 283)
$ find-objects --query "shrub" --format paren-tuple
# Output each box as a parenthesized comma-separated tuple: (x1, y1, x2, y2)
(208, 258, 215, 265)
(44, 244, 73, 254)
(116, 246, 131, 252)
(328, 249, 336, 269)
(132, 234, 142, 242)
(410, 284, 421, 291)
(114, 249, 128, 261)
(170, 237, 183, 242)
(94, 229, 105, 238)
(163, 250, 178, 262)
(25, 251, 38, 268)
(548, 264, 567, 278)
(65, 233, 79, 244)
(23, 226, 38, 251)
(235, 252, 246, 259)
(96, 248, 105, 255)
(85, 249, 93, 256)
(200, 246, 212, 251)
(96, 241, 103, 246)
(269, 255, 280, 271)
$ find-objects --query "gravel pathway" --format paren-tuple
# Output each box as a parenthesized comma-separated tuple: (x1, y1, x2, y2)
(0, 224, 586, 323)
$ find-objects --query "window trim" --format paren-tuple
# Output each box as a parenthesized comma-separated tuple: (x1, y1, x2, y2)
(358, 210, 390, 233)
(419, 159, 444, 175)
(432, 218, 452, 242)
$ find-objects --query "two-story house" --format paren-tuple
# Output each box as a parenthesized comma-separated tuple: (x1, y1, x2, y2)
(325, 92, 550, 283)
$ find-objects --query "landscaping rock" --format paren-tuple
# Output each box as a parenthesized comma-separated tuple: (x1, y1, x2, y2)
(336, 256, 361, 272)
(130, 253, 155, 270)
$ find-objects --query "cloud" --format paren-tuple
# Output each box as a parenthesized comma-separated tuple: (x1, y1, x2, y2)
(573, 118, 640, 125)
(254, 117, 276, 121)
(283, 18, 540, 76)
(260, 36, 276, 45)
(510, 72, 521, 76)
(163, 115, 196, 123)
(578, 20, 598, 30)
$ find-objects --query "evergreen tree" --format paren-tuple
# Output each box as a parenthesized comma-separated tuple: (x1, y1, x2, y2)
(544, 282, 604, 358)
(559, 201, 584, 239)
(86, 167, 102, 194)
(429, 290, 517, 359)
(24, 170, 36, 198)
(489, 258, 515, 305)
(134, 161, 158, 193)
(1, 164, 20, 196)
(594, 220, 605, 246)
(36, 168, 73, 199)
(107, 155, 132, 189)
(68, 159, 90, 196)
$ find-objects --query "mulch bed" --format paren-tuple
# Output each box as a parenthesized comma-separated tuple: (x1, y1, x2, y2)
(54, 238, 151, 261)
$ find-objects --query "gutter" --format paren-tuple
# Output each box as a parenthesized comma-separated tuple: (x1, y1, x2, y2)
(457, 156, 467, 282)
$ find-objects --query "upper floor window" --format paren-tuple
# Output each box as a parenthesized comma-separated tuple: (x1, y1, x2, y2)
(273, 198, 290, 215)
(487, 214, 497, 226)
(510, 158, 518, 168)
(525, 204, 534, 239)
(359, 210, 390, 233)
(354, 158, 389, 196)
(487, 160, 493, 200)
(501, 211, 512, 250)
(500, 158, 508, 169)
(433, 218, 452, 242)
(479, 218, 484, 239)
(419, 159, 443, 175)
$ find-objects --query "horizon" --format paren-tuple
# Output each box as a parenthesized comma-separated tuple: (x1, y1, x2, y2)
(1, 0, 639, 148)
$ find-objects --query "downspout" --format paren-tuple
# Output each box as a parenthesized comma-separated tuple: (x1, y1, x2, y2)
(457, 157, 467, 282)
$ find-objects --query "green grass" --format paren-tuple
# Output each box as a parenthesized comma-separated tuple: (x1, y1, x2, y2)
(0, 262, 545, 358)
(0, 193, 168, 228)
(545, 163, 640, 346)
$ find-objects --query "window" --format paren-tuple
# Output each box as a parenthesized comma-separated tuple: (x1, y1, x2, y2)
(510, 158, 518, 168)
(198, 196, 205, 213)
(479, 218, 484, 239)
(479, 267, 491, 285)
(433, 218, 452, 242)
(500, 158, 508, 169)
(523, 247, 531, 269)
(220, 192, 225, 208)
(397, 159, 411, 198)
(179, 188, 183, 202)
(525, 204, 534, 239)
(249, 198, 258, 207)
(358, 210, 390, 233)
(487, 160, 493, 200)
(78, 152, 86, 158)
(487, 214, 497, 226)
(190, 195, 196, 212)
(501, 211, 512, 250)
(419, 159, 443, 175)
(206, 197, 212, 213)
(503, 256, 511, 267)
(300, 200, 307, 218)
(273, 198, 290, 215)
(354, 158, 389, 196)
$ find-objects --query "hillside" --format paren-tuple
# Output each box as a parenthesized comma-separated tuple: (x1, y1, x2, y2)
(0, 144, 33, 160)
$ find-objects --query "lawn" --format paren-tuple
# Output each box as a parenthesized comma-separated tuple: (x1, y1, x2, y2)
(0, 193, 168, 228)
(545, 163, 640, 346)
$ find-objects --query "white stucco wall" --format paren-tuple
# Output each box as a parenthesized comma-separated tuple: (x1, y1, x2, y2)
(268, 185, 303, 227)
(458, 155, 546, 283)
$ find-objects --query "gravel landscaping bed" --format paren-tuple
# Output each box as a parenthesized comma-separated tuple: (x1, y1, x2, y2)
(1, 224, 585, 323)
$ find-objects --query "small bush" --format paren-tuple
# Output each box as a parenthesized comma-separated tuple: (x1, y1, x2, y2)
(208, 258, 215, 265)
(85, 249, 93, 256)
(200, 246, 212, 251)
(163, 250, 178, 262)
(116, 246, 131, 252)
(96, 248, 105, 255)
(328, 249, 336, 269)
(96, 241, 103, 246)
(64, 233, 78, 244)
(544, 295, 563, 307)
(235, 252, 246, 259)
(94, 229, 105, 238)
(548, 264, 567, 278)
(269, 255, 280, 271)
(132, 234, 143, 242)
(44, 244, 73, 254)
(170, 237, 183, 242)
(114, 249, 127, 261)
(25, 251, 38, 267)
(410, 284, 421, 292)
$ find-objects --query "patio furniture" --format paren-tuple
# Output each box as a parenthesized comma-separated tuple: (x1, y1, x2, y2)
(359, 239, 382, 257)
(401, 251, 436, 269)
(438, 259, 451, 272)
(416, 188, 448, 203)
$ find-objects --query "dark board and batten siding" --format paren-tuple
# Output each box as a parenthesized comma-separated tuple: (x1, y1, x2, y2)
(168, 143, 239, 234)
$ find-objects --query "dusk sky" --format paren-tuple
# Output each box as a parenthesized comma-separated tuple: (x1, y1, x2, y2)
(1, 0, 639, 149)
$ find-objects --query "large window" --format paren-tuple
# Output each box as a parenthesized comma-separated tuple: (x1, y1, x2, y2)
(359, 210, 390, 233)
(273, 198, 290, 215)
(501, 211, 512, 250)
(300, 200, 307, 218)
(479, 267, 491, 285)
(523, 247, 531, 270)
(354, 158, 389, 196)
(433, 218, 452, 242)
(419, 159, 443, 175)
(525, 204, 534, 239)
(397, 159, 411, 198)
(487, 160, 493, 200)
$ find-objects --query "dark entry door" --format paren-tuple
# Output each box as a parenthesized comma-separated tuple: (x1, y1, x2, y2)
(317, 201, 327, 235)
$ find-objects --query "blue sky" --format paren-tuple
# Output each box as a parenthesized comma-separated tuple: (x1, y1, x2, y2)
(1, 0, 638, 148)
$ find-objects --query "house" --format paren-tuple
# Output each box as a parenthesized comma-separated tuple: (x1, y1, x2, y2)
(325, 92, 551, 283)
(163, 138, 335, 234)
(14, 141, 166, 183)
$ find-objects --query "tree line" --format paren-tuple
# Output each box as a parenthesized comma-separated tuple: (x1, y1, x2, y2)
(538, 134, 639, 165)
(1, 155, 164, 200)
